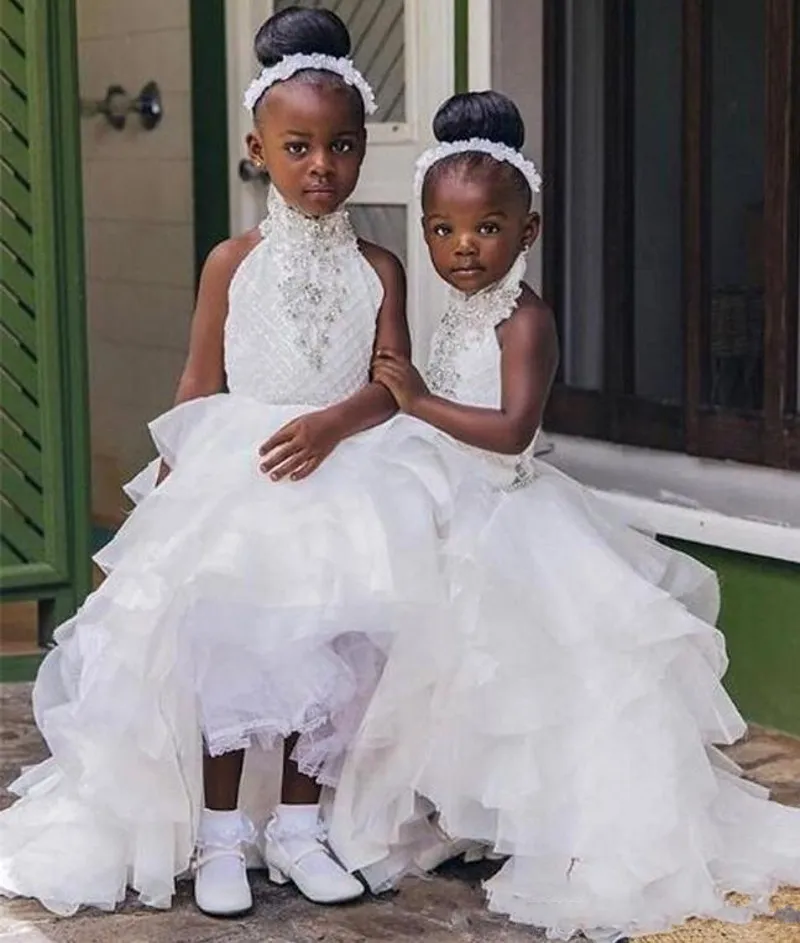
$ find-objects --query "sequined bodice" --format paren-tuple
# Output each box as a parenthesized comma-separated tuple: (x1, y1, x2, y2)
(225, 188, 383, 406)
(426, 254, 537, 488)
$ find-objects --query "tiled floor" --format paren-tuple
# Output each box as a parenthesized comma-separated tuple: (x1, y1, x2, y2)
(1, 683, 800, 943)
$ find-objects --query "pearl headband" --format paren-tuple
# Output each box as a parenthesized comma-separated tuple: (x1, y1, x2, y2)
(243, 53, 377, 114)
(414, 138, 543, 201)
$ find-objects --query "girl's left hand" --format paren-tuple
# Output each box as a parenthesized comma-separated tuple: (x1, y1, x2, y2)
(372, 350, 430, 413)
(259, 410, 343, 481)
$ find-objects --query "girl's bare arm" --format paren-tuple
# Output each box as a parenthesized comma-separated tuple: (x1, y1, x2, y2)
(157, 233, 258, 480)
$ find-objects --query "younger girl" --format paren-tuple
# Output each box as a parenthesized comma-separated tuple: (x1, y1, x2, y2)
(0, 7, 448, 919)
(330, 92, 800, 942)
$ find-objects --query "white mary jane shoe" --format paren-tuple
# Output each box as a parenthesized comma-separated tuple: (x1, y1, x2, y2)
(193, 809, 255, 918)
(260, 816, 364, 904)
(193, 843, 253, 917)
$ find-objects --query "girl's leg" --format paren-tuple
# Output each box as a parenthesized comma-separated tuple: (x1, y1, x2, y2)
(204, 750, 245, 809)
(195, 749, 252, 917)
(281, 734, 321, 804)
(262, 734, 363, 903)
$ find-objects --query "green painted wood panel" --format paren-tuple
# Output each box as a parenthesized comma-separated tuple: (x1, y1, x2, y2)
(0, 0, 91, 644)
(1, 0, 26, 47)
(667, 540, 800, 737)
(1, 414, 42, 484)
(190, 0, 229, 278)
(0, 334, 38, 398)
(0, 285, 37, 350)
(0, 249, 36, 316)
(1, 204, 35, 268)
(1, 502, 43, 560)
(0, 124, 29, 183)
(0, 539, 23, 567)
(0, 161, 33, 221)
(0, 77, 28, 137)
(0, 31, 26, 90)
(0, 458, 43, 527)
(0, 372, 39, 435)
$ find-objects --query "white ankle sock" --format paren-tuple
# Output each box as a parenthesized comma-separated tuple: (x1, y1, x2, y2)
(199, 807, 245, 846)
(272, 804, 342, 879)
(274, 803, 320, 832)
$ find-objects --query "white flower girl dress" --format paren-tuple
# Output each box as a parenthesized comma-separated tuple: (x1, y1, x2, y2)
(330, 254, 800, 942)
(0, 188, 450, 915)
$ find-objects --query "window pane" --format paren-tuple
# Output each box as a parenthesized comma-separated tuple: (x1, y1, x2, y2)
(560, 0, 605, 390)
(274, 0, 406, 123)
(795, 5, 800, 413)
(707, 0, 765, 411)
(632, 0, 683, 404)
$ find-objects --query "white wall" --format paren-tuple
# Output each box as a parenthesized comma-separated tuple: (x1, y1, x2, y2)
(77, 0, 195, 524)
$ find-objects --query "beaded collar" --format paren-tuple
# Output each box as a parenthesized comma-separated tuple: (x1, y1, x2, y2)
(427, 252, 527, 397)
(259, 184, 357, 245)
(259, 186, 359, 370)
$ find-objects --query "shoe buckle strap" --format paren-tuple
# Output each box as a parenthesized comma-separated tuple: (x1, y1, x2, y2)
(195, 845, 246, 869)
(290, 842, 333, 869)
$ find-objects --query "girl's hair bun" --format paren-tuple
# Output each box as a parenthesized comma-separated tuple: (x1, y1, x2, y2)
(255, 6, 351, 67)
(433, 91, 525, 151)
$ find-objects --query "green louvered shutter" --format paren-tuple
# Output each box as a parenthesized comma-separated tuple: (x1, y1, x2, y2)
(1, 0, 90, 641)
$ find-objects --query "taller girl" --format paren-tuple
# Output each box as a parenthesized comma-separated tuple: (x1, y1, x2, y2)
(0, 6, 446, 919)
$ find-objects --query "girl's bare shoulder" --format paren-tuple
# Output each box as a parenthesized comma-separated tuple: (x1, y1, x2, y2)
(500, 283, 560, 366)
(357, 239, 406, 289)
(201, 228, 262, 289)
(507, 284, 557, 339)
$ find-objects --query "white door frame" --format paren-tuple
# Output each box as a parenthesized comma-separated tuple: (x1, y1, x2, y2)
(224, 0, 454, 359)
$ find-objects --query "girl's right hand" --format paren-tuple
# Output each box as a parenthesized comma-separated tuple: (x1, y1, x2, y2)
(372, 350, 429, 414)
(258, 409, 344, 481)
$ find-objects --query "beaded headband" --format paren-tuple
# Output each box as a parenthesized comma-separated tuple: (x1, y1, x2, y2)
(243, 53, 377, 114)
(414, 138, 543, 201)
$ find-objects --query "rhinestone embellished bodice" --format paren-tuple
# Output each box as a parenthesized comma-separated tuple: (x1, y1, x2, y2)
(225, 187, 383, 406)
(426, 254, 537, 488)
